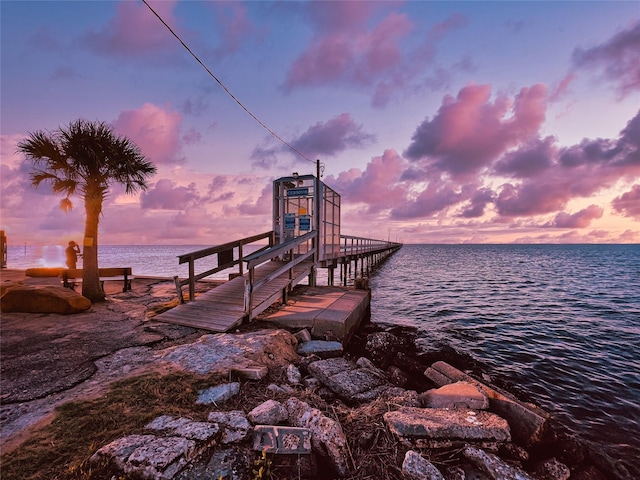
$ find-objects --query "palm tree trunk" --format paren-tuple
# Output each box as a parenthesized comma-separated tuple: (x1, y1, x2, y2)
(82, 192, 105, 302)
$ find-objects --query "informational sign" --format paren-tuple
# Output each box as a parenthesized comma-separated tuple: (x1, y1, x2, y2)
(298, 207, 307, 215)
(284, 213, 296, 231)
(299, 215, 311, 231)
(286, 187, 309, 197)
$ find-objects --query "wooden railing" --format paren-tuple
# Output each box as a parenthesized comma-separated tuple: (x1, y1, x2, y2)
(174, 230, 401, 307)
(339, 235, 403, 257)
(242, 230, 317, 318)
(174, 231, 274, 303)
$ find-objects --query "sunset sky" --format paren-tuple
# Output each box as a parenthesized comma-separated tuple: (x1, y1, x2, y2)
(1, 1, 639, 246)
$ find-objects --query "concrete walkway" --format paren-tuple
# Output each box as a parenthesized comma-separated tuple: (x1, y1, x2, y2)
(261, 285, 370, 342)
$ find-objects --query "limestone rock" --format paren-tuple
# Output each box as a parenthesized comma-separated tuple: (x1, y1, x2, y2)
(463, 446, 534, 480)
(1, 285, 91, 314)
(91, 434, 157, 471)
(294, 328, 312, 343)
(196, 382, 240, 405)
(297, 340, 343, 358)
(285, 397, 349, 477)
(384, 407, 511, 444)
(156, 329, 299, 376)
(365, 331, 401, 368)
(248, 400, 289, 425)
(402, 450, 445, 480)
(207, 411, 251, 444)
(126, 436, 196, 480)
(286, 364, 302, 385)
(307, 357, 390, 403)
(145, 415, 220, 442)
(419, 381, 489, 410)
(92, 434, 197, 480)
(425, 361, 548, 446)
(231, 366, 268, 380)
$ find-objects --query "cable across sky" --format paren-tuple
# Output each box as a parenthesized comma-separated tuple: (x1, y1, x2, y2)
(142, 0, 319, 167)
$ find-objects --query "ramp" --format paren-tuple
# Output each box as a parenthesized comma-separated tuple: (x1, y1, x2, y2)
(155, 260, 313, 332)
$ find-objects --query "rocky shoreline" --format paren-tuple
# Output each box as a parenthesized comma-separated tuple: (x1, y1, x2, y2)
(87, 321, 624, 480)
(0, 273, 633, 480)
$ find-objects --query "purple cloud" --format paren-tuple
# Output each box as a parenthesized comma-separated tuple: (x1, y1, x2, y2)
(572, 21, 640, 97)
(404, 83, 547, 178)
(549, 205, 604, 228)
(612, 184, 640, 219)
(291, 113, 376, 158)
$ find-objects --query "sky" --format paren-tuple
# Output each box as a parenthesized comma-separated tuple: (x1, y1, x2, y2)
(1, 0, 639, 246)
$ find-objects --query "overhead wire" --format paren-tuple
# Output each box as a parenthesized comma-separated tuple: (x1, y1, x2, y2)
(142, 0, 320, 168)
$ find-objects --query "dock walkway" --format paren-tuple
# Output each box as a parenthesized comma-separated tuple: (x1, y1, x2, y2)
(154, 259, 313, 332)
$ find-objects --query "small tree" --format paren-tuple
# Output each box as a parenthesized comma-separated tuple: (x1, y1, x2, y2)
(18, 119, 157, 301)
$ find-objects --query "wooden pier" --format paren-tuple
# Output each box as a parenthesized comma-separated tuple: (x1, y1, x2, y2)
(154, 231, 401, 333)
(155, 172, 402, 334)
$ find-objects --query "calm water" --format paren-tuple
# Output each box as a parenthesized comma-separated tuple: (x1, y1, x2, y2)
(5, 243, 640, 469)
(370, 244, 640, 471)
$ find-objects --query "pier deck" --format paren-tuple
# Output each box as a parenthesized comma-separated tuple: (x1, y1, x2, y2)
(154, 259, 313, 332)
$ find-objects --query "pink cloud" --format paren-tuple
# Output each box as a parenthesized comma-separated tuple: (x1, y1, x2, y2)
(404, 83, 547, 178)
(549, 205, 604, 228)
(84, 1, 178, 57)
(140, 179, 201, 210)
(392, 178, 466, 219)
(327, 149, 406, 213)
(284, 6, 412, 91)
(572, 21, 640, 97)
(549, 73, 577, 102)
(112, 103, 183, 165)
(612, 184, 640, 219)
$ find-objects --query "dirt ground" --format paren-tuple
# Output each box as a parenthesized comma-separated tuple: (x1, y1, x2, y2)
(0, 270, 220, 454)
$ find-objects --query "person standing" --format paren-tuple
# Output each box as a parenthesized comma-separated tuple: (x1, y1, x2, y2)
(65, 240, 81, 269)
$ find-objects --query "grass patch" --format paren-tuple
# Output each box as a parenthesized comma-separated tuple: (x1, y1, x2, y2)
(1, 372, 217, 480)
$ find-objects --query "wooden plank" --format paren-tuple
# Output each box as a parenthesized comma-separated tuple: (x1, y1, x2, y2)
(155, 260, 314, 333)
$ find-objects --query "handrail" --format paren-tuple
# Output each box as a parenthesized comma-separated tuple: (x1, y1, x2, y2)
(174, 231, 274, 303)
(244, 231, 318, 319)
(245, 230, 317, 269)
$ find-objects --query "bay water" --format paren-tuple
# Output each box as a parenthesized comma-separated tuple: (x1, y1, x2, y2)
(5, 243, 640, 468)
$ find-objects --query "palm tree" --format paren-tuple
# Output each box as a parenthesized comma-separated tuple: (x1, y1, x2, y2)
(17, 119, 157, 301)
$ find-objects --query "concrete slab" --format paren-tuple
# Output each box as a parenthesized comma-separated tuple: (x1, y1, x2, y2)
(263, 286, 370, 343)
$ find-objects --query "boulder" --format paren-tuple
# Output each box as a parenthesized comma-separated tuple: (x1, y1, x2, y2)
(156, 329, 299, 376)
(297, 340, 343, 358)
(383, 407, 511, 446)
(248, 400, 289, 425)
(207, 411, 252, 444)
(145, 416, 220, 442)
(91, 434, 198, 480)
(424, 361, 549, 446)
(1, 284, 91, 314)
(196, 382, 240, 405)
(307, 357, 390, 403)
(286, 364, 302, 385)
(462, 446, 535, 480)
(418, 381, 489, 410)
(285, 397, 349, 477)
(402, 450, 445, 480)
